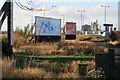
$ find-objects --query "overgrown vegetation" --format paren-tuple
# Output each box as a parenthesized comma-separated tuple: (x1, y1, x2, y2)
(1, 28, 111, 79)
(109, 31, 117, 41)
(15, 40, 106, 56)
(1, 57, 96, 79)
(1, 38, 9, 54)
(14, 27, 27, 48)
(1, 38, 12, 56)
(85, 68, 105, 79)
(52, 41, 105, 56)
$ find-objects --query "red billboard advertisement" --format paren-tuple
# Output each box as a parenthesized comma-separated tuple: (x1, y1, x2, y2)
(65, 22, 76, 35)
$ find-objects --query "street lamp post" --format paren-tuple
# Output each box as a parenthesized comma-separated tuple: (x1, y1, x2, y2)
(101, 5, 110, 48)
(61, 14, 67, 34)
(101, 5, 110, 24)
(61, 14, 67, 28)
(78, 10, 85, 34)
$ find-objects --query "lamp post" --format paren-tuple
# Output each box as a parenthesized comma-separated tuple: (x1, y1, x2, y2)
(101, 5, 110, 48)
(61, 14, 67, 35)
(61, 14, 67, 28)
(78, 10, 85, 34)
(101, 5, 110, 24)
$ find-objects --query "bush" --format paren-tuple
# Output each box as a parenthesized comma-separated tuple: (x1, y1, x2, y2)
(57, 41, 66, 50)
(14, 28, 27, 48)
(1, 38, 12, 56)
(2, 38, 9, 54)
(109, 31, 117, 41)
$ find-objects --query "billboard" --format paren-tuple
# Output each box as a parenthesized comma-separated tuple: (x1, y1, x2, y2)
(35, 16, 61, 36)
(65, 22, 76, 35)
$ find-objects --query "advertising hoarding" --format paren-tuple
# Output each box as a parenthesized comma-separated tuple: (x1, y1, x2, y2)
(65, 22, 76, 35)
(35, 16, 61, 36)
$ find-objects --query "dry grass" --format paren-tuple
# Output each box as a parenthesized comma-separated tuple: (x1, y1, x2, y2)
(12, 33, 107, 56)
(71, 60, 95, 73)
(1, 57, 95, 78)
(15, 42, 58, 55)
(13, 39, 106, 56)
(13, 67, 46, 78)
(58, 40, 106, 55)
(13, 32, 27, 48)
(2, 57, 16, 78)
(1, 57, 52, 78)
(113, 31, 120, 41)
(57, 72, 80, 78)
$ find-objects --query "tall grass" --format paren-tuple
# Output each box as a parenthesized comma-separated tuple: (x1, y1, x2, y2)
(1, 57, 96, 78)
(12, 31, 107, 56)
(1, 57, 52, 78)
(2, 57, 16, 78)
(14, 40, 106, 56)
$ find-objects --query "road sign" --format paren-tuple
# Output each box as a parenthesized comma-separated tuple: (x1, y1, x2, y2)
(103, 24, 113, 27)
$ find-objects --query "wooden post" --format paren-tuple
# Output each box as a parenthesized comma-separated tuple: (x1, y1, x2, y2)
(78, 63, 88, 76)
(105, 49, 114, 70)
(104, 49, 115, 78)
(95, 53, 105, 70)
(95, 49, 115, 78)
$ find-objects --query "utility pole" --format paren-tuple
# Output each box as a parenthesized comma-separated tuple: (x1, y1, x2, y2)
(101, 5, 110, 24)
(61, 14, 67, 34)
(0, 0, 13, 57)
(61, 14, 67, 27)
(78, 10, 85, 34)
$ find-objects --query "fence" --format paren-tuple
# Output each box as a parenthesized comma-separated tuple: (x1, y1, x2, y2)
(95, 49, 120, 78)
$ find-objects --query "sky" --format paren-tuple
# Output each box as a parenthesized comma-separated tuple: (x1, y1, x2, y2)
(0, 0, 119, 31)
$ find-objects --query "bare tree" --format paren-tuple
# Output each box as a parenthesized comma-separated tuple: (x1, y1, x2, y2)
(14, 0, 56, 11)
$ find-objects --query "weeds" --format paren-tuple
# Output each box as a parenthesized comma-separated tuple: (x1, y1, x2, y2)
(1, 57, 96, 78)
(85, 68, 105, 79)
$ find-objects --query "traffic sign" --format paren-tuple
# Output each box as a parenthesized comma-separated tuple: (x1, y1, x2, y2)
(103, 24, 113, 27)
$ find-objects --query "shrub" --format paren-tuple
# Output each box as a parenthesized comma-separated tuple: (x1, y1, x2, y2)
(109, 31, 117, 41)
(14, 27, 27, 48)
(1, 38, 12, 56)
(57, 41, 66, 50)
(13, 33, 26, 48)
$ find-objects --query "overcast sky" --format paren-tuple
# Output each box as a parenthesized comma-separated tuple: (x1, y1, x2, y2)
(0, 0, 119, 31)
